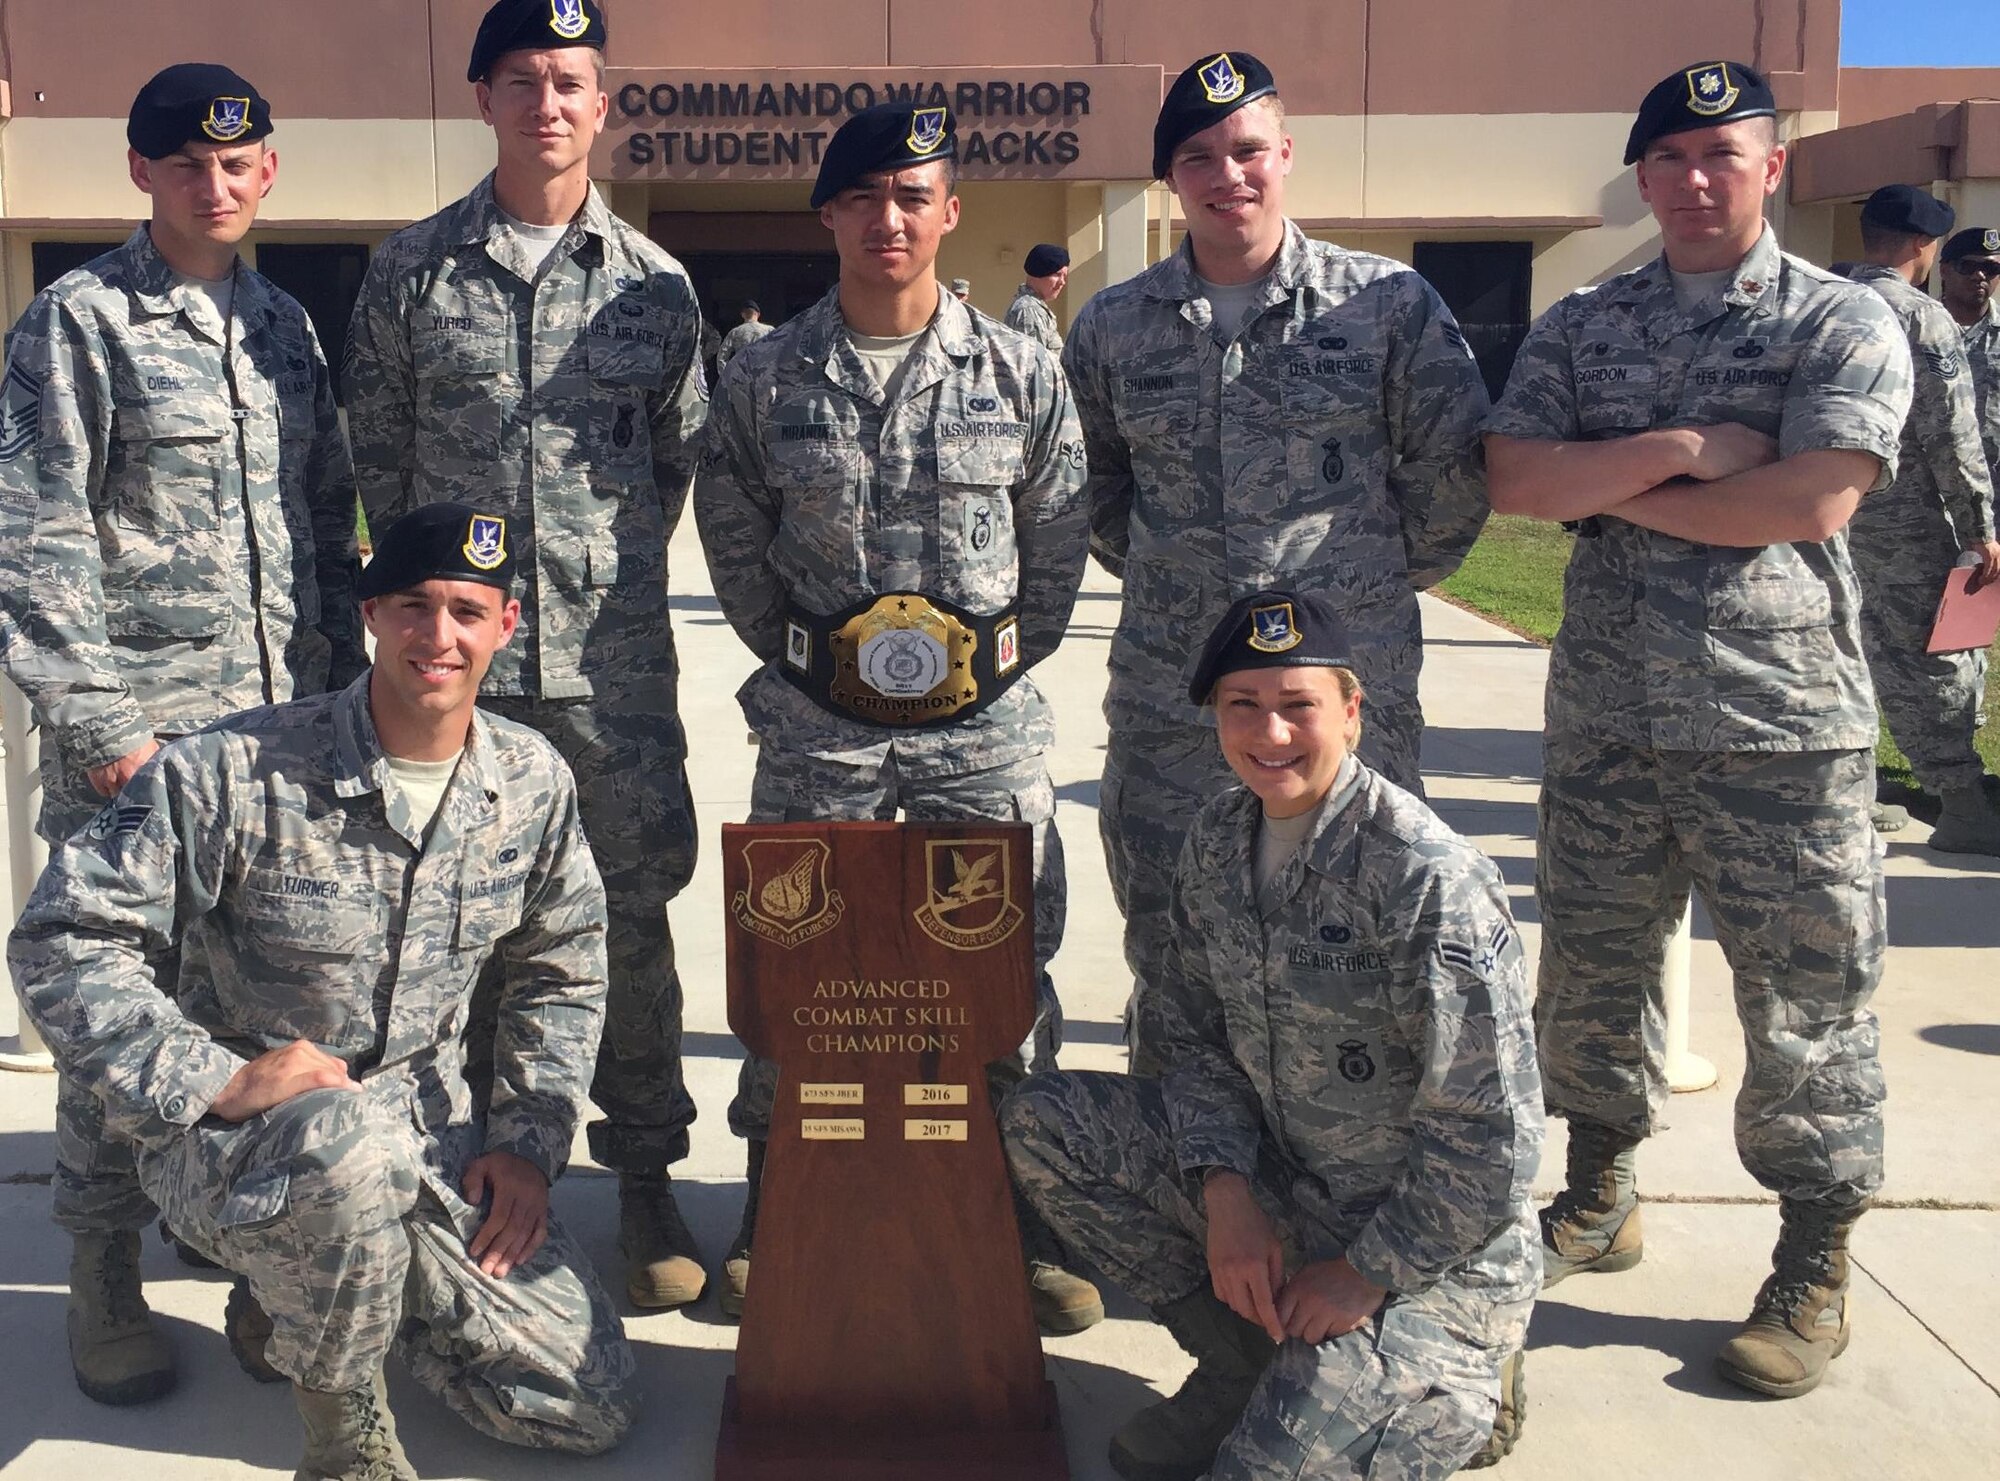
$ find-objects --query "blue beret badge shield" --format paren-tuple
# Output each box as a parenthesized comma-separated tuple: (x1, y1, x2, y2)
(906, 107, 948, 156)
(1199, 54, 1246, 105)
(1985, 229, 2000, 253)
(549, 0, 590, 41)
(464, 514, 508, 571)
(1247, 600, 1302, 653)
(202, 97, 252, 142)
(1684, 63, 1739, 118)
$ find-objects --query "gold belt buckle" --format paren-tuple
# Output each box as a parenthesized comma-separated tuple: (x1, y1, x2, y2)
(828, 595, 979, 725)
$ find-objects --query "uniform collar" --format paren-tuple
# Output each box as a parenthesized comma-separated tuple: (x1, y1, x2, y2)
(456, 173, 615, 277)
(332, 673, 503, 806)
(1627, 222, 1782, 316)
(793, 281, 981, 406)
(124, 225, 258, 342)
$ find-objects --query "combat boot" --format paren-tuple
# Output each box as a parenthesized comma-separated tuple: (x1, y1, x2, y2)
(618, 1171, 707, 1308)
(1715, 1202, 1859, 1398)
(1538, 1118, 1642, 1287)
(1927, 785, 2000, 856)
(226, 1276, 286, 1384)
(1017, 1199, 1104, 1334)
(67, 1230, 175, 1405)
(1868, 801, 1909, 833)
(1108, 1289, 1275, 1481)
(293, 1369, 416, 1480)
(720, 1139, 764, 1320)
(1462, 1350, 1526, 1469)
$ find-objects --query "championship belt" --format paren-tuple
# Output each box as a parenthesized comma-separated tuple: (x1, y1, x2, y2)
(780, 591, 1024, 728)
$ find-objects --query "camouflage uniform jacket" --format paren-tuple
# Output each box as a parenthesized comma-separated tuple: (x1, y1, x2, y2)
(1963, 297, 2000, 483)
(1846, 265, 1994, 548)
(0, 226, 363, 768)
(1487, 227, 1913, 752)
(9, 675, 609, 1187)
(1064, 221, 1490, 732)
(1004, 285, 1062, 353)
(693, 285, 1088, 777)
(1147, 758, 1542, 1383)
(717, 319, 774, 369)
(344, 176, 707, 701)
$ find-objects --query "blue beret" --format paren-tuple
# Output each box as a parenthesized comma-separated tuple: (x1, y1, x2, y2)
(468, 0, 606, 83)
(1861, 185, 1955, 241)
(127, 64, 271, 160)
(812, 102, 956, 209)
(1188, 589, 1354, 705)
(358, 503, 517, 599)
(1942, 227, 2000, 264)
(1154, 52, 1277, 180)
(1024, 244, 1069, 277)
(1624, 61, 1776, 166)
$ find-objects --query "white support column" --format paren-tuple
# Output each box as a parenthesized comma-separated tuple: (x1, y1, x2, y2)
(0, 677, 53, 1072)
(1099, 181, 1151, 298)
(1663, 898, 1716, 1094)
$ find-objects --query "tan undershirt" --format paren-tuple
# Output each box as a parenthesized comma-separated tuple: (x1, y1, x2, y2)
(385, 751, 462, 839)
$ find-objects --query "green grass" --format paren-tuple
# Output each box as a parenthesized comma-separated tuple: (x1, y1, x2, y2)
(1438, 515, 2000, 788)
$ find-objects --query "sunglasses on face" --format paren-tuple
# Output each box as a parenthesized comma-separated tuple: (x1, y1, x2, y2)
(1952, 260, 2000, 280)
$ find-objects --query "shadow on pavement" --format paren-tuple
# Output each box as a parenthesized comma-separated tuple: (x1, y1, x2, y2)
(1526, 1300, 1757, 1401)
(1916, 1023, 2000, 1057)
(0, 1126, 55, 1181)
(1421, 726, 1545, 785)
(1883, 874, 2000, 950)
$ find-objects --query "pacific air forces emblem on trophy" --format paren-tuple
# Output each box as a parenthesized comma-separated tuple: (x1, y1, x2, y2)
(914, 837, 1024, 950)
(733, 838, 844, 950)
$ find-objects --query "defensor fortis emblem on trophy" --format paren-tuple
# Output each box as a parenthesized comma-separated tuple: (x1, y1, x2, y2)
(914, 838, 1025, 950)
(733, 838, 845, 949)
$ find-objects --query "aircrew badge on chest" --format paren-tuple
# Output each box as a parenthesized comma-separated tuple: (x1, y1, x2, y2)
(734, 838, 844, 950)
(1684, 63, 1739, 117)
(914, 838, 1024, 951)
(549, 0, 591, 41)
(1199, 54, 1246, 105)
(203, 97, 252, 142)
(1247, 600, 1302, 653)
(907, 107, 948, 156)
(463, 514, 507, 571)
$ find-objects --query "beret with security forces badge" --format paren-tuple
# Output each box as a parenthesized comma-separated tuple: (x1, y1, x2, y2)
(468, 0, 606, 83)
(127, 63, 272, 159)
(1942, 227, 2000, 265)
(358, 502, 517, 600)
(811, 100, 958, 208)
(1153, 51, 1278, 180)
(1624, 60, 1776, 166)
(1187, 588, 1356, 705)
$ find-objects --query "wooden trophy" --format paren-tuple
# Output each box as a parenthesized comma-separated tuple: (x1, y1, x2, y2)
(713, 820, 1068, 1481)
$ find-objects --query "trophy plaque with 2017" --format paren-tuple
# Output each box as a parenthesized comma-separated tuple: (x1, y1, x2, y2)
(713, 817, 1069, 1479)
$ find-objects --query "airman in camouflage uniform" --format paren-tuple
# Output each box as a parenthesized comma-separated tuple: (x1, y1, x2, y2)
(1004, 244, 1069, 353)
(1485, 61, 1909, 1400)
(1843, 188, 2000, 853)
(0, 63, 361, 1407)
(343, 0, 713, 1309)
(10, 503, 632, 1480)
(693, 101, 1097, 1331)
(1064, 54, 1489, 1071)
(1939, 227, 2000, 483)
(1004, 590, 1541, 1481)
(717, 301, 775, 370)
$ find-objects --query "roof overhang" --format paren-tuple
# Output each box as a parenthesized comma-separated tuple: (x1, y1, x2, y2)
(1791, 99, 2000, 203)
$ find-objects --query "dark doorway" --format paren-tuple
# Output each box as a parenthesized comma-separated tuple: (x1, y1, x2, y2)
(254, 244, 370, 403)
(677, 250, 840, 336)
(32, 241, 117, 291)
(1412, 241, 1532, 402)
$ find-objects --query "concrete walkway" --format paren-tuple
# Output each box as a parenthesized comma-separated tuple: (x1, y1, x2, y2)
(2, 520, 1996, 1478)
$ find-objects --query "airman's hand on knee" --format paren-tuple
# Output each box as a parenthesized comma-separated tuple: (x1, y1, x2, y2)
(464, 1150, 550, 1279)
(1202, 1170, 1286, 1343)
(208, 1039, 360, 1122)
(1275, 1256, 1386, 1345)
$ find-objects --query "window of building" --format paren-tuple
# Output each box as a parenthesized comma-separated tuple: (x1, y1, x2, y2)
(32, 241, 118, 292)
(253, 243, 370, 402)
(1412, 241, 1532, 402)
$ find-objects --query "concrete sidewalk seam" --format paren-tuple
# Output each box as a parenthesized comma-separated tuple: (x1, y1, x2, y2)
(1852, 1254, 2000, 1402)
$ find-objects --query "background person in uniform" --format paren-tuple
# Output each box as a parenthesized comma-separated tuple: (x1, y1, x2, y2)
(10, 503, 634, 1481)
(343, 0, 715, 1312)
(950, 276, 973, 302)
(1003, 590, 1541, 1481)
(1939, 226, 2000, 484)
(693, 101, 1099, 1332)
(716, 298, 774, 371)
(1484, 60, 1910, 1400)
(1844, 186, 2000, 854)
(1005, 244, 1070, 353)
(0, 62, 363, 1408)
(1062, 52, 1490, 1072)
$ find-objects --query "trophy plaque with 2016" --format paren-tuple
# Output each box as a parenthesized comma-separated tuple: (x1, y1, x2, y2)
(713, 817, 1068, 1479)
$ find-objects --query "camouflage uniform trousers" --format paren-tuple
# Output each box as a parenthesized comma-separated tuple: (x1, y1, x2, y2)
(727, 742, 1067, 1140)
(478, 688, 699, 1172)
(143, 1087, 633, 1453)
(1100, 704, 1422, 1072)
(1535, 733, 1887, 1207)
(1855, 561, 1988, 792)
(1002, 1072, 1494, 1480)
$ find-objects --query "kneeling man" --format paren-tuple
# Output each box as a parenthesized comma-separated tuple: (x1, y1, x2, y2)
(11, 503, 633, 1479)
(1003, 591, 1542, 1481)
